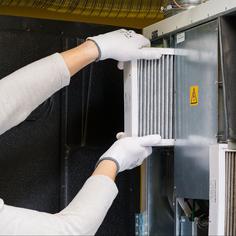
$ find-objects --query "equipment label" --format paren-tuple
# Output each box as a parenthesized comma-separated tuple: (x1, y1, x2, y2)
(176, 32, 185, 44)
(190, 86, 199, 106)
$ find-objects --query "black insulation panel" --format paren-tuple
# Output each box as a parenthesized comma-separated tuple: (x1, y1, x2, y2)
(0, 15, 139, 235)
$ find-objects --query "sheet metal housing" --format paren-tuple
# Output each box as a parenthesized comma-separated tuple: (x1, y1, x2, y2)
(174, 20, 218, 199)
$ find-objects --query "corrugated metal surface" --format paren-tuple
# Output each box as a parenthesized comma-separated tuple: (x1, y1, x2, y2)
(225, 151, 236, 236)
(137, 55, 174, 139)
(0, 0, 164, 17)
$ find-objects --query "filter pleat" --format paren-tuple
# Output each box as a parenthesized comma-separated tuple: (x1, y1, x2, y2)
(157, 58, 161, 135)
(169, 55, 174, 138)
(147, 60, 151, 135)
(165, 55, 169, 138)
(137, 54, 174, 139)
(161, 56, 165, 137)
(153, 59, 157, 134)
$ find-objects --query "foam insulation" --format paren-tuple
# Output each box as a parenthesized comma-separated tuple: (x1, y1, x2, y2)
(0, 0, 166, 28)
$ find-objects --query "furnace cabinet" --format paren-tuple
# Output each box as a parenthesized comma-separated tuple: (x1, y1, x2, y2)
(135, 2, 236, 235)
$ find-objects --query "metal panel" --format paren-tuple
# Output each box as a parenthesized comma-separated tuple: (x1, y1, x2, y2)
(174, 20, 218, 199)
(143, 0, 236, 39)
(220, 16, 236, 143)
(179, 216, 197, 236)
(138, 148, 174, 236)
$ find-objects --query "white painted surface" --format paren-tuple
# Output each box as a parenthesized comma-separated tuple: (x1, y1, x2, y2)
(209, 144, 228, 235)
(143, 0, 236, 39)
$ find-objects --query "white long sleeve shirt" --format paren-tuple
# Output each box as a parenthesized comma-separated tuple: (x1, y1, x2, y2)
(0, 53, 118, 235)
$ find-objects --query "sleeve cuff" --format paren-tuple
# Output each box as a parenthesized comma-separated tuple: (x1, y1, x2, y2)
(86, 38, 101, 61)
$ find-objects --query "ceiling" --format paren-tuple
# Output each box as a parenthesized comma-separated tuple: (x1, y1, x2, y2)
(0, 0, 167, 29)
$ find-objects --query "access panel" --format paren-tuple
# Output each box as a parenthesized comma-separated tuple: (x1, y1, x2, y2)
(174, 20, 218, 199)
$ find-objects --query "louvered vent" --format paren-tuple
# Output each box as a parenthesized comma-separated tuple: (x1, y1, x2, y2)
(225, 151, 236, 235)
(124, 48, 175, 140)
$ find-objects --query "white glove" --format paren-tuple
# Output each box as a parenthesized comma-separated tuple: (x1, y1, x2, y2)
(97, 134, 161, 173)
(87, 29, 161, 62)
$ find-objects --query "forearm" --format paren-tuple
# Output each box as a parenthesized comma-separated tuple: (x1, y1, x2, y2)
(0, 41, 98, 135)
(58, 174, 118, 235)
(0, 175, 118, 235)
(61, 40, 98, 76)
(0, 53, 70, 135)
(92, 160, 118, 181)
(56, 161, 118, 234)
(0, 161, 118, 235)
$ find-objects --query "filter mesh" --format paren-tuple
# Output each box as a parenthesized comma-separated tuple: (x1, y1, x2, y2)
(225, 151, 236, 235)
(137, 55, 174, 138)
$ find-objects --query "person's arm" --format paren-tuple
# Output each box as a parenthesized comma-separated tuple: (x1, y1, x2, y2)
(0, 29, 162, 235)
(92, 160, 117, 181)
(0, 135, 161, 235)
(0, 41, 98, 136)
(0, 160, 118, 236)
(53, 135, 161, 235)
(61, 40, 98, 76)
(0, 29, 160, 136)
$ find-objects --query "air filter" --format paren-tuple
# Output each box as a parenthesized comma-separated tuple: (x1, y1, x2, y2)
(124, 48, 175, 145)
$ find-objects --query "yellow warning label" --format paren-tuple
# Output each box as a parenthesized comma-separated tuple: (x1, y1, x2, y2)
(190, 86, 199, 106)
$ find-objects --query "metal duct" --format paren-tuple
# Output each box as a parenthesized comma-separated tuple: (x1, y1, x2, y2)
(0, 0, 166, 28)
(225, 151, 236, 235)
(138, 55, 174, 139)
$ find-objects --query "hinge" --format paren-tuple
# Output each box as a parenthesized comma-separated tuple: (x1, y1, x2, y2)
(135, 212, 148, 236)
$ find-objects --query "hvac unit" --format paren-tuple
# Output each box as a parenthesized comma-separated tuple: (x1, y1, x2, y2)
(123, 1, 236, 235)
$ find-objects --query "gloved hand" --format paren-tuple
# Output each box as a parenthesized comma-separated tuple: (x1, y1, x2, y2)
(87, 29, 161, 62)
(97, 133, 161, 173)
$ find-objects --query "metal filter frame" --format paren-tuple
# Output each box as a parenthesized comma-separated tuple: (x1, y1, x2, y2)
(123, 48, 175, 145)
